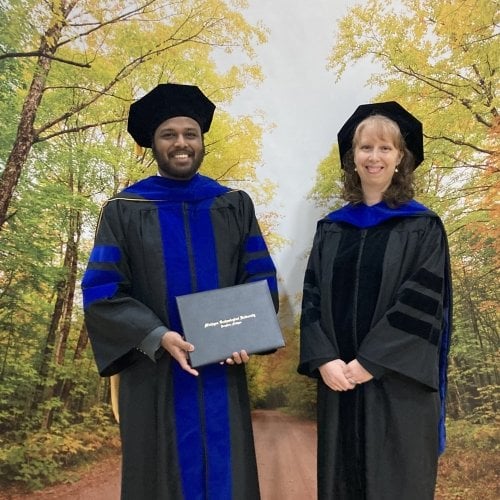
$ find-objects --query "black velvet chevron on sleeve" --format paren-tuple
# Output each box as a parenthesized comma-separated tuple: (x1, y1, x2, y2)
(387, 267, 443, 346)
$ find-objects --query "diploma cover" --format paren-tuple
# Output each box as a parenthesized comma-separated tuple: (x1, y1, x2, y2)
(176, 280, 284, 367)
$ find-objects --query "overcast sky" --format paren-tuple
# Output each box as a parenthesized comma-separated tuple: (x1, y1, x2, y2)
(224, 0, 379, 304)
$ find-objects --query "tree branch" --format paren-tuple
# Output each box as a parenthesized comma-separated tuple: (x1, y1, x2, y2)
(424, 133, 496, 155)
(51, 0, 160, 50)
(35, 118, 125, 142)
(0, 51, 89, 67)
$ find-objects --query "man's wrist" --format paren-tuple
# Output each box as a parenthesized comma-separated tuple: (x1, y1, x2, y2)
(138, 326, 169, 361)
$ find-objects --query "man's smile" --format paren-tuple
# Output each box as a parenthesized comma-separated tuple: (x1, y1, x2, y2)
(171, 150, 191, 159)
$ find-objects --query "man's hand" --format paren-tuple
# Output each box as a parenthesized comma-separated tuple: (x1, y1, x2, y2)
(161, 330, 198, 376)
(319, 359, 355, 391)
(343, 359, 373, 385)
(223, 350, 250, 365)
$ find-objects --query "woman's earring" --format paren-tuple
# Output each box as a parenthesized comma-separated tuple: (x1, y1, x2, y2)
(354, 167, 357, 172)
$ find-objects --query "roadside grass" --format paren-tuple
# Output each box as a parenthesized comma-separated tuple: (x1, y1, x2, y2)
(436, 419, 499, 499)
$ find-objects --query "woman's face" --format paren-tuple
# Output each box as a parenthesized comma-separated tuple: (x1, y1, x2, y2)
(353, 120, 403, 196)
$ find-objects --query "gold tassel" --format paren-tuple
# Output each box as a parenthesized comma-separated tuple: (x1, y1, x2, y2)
(134, 142, 144, 157)
(110, 374, 120, 423)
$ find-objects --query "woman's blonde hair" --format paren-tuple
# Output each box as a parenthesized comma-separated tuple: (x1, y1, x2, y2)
(340, 115, 415, 207)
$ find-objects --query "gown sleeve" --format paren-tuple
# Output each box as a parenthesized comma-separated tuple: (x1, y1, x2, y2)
(298, 224, 340, 377)
(357, 217, 449, 390)
(235, 191, 279, 311)
(81, 200, 167, 376)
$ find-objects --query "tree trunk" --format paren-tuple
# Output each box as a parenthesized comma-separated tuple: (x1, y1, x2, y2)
(54, 208, 81, 366)
(42, 207, 82, 429)
(30, 274, 65, 421)
(0, 6, 70, 229)
(60, 322, 90, 408)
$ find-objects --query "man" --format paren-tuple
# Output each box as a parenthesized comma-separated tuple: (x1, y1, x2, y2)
(81, 83, 278, 499)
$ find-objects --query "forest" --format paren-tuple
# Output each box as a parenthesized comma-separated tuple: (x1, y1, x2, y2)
(0, 0, 498, 496)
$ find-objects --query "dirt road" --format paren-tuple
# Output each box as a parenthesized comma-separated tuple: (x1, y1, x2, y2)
(253, 410, 317, 500)
(4, 410, 317, 500)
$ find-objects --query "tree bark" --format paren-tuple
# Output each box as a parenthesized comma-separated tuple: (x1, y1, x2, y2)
(0, 3, 73, 229)
(42, 207, 82, 429)
(60, 322, 90, 408)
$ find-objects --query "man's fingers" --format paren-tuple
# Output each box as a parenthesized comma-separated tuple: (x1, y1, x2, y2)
(177, 354, 198, 376)
(162, 331, 189, 353)
(172, 335, 193, 352)
(224, 350, 250, 365)
(183, 341, 194, 352)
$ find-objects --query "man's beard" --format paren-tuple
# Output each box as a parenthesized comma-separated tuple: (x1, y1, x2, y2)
(152, 145, 205, 180)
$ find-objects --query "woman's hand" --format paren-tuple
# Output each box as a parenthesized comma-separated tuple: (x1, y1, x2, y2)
(319, 359, 356, 391)
(343, 359, 373, 385)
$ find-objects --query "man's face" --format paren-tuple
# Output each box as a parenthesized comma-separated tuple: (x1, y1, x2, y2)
(152, 116, 205, 180)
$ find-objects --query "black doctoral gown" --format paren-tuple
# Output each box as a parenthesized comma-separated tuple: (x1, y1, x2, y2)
(82, 174, 278, 500)
(298, 201, 452, 500)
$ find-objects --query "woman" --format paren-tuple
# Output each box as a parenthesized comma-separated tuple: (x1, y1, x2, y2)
(298, 102, 452, 500)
